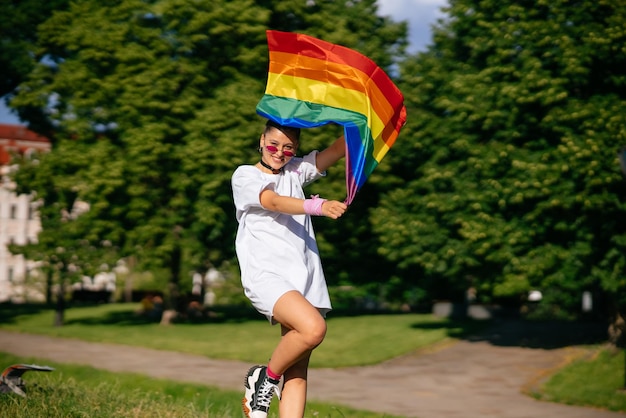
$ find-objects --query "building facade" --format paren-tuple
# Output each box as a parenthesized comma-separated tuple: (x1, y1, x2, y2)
(0, 124, 51, 302)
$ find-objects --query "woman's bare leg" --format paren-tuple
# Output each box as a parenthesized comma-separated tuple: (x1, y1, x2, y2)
(269, 291, 326, 417)
(269, 291, 327, 374)
(279, 348, 311, 418)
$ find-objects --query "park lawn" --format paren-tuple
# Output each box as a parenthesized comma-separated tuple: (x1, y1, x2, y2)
(0, 352, 405, 418)
(2, 303, 626, 413)
(0, 303, 484, 368)
(531, 347, 626, 413)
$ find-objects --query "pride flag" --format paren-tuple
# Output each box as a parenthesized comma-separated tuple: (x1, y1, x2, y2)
(256, 30, 407, 205)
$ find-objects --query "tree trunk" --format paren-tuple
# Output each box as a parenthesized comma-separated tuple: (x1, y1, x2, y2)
(123, 256, 136, 303)
(45, 270, 53, 305)
(609, 312, 626, 348)
(53, 281, 65, 327)
(608, 293, 625, 348)
(168, 226, 182, 313)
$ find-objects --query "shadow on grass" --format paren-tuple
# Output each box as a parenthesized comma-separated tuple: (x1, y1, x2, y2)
(0, 302, 49, 325)
(1, 303, 610, 350)
(410, 317, 493, 340)
(0, 302, 268, 326)
(0, 302, 156, 326)
(463, 318, 609, 349)
(61, 304, 268, 326)
(410, 317, 608, 349)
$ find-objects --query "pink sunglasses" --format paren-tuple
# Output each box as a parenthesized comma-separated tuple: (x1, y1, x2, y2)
(265, 145, 295, 157)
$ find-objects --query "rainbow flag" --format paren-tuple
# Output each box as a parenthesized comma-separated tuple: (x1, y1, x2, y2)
(256, 30, 407, 205)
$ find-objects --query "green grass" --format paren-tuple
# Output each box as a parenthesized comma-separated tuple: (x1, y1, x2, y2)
(5, 303, 626, 415)
(0, 303, 485, 368)
(0, 353, 404, 418)
(531, 347, 626, 413)
(0, 303, 482, 417)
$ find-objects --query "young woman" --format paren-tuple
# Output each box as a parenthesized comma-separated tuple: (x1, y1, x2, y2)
(232, 119, 347, 417)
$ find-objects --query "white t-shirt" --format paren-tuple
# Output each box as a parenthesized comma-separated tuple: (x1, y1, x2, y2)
(232, 151, 331, 322)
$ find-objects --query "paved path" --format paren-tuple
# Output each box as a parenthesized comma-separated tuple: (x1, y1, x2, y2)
(0, 321, 624, 418)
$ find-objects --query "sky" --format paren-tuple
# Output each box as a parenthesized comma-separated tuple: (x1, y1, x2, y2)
(377, 0, 448, 53)
(0, 0, 447, 126)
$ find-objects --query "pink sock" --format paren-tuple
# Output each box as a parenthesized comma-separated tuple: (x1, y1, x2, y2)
(267, 365, 281, 381)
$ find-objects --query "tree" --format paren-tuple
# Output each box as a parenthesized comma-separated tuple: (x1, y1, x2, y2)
(9, 0, 408, 319)
(0, 0, 71, 127)
(0, 0, 72, 96)
(10, 0, 272, 316)
(377, 0, 626, 332)
(10, 143, 120, 324)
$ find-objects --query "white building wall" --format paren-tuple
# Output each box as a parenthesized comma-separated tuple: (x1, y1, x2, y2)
(0, 165, 43, 302)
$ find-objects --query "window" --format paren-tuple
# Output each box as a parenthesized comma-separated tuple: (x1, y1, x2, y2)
(10, 204, 17, 219)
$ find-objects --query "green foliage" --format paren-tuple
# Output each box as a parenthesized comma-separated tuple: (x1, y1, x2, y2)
(8, 0, 407, 306)
(377, 0, 626, 318)
(8, 0, 626, 326)
(0, 0, 71, 98)
(10, 0, 276, 288)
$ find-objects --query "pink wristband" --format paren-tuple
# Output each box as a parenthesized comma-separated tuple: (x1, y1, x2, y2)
(303, 195, 327, 216)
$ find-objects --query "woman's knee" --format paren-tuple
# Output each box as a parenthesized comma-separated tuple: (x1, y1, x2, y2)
(301, 317, 327, 348)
